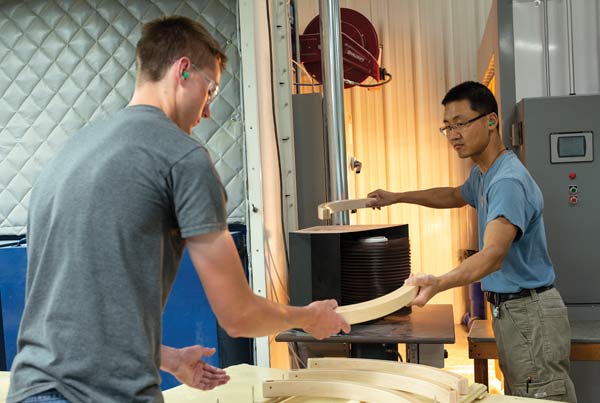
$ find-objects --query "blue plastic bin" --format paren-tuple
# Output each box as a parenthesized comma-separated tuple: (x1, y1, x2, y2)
(0, 225, 251, 390)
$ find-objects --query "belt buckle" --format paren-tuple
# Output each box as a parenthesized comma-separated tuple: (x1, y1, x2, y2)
(487, 291, 500, 307)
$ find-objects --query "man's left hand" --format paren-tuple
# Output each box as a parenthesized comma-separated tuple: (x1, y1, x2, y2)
(405, 273, 441, 307)
(166, 345, 230, 390)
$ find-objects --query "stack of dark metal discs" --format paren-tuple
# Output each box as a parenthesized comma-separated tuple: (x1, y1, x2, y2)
(340, 236, 411, 305)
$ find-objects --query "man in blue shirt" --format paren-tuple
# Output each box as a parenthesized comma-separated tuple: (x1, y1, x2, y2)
(368, 81, 576, 402)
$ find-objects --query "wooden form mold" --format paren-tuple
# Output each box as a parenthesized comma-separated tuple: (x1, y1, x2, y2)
(307, 357, 469, 395)
(263, 379, 420, 403)
(288, 368, 457, 403)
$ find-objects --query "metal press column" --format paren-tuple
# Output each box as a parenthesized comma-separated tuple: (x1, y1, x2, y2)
(565, 0, 576, 95)
(319, 0, 349, 224)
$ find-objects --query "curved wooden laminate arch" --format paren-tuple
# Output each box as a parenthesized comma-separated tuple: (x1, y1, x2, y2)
(317, 198, 375, 220)
(335, 285, 417, 324)
(263, 379, 420, 403)
(288, 369, 457, 403)
(307, 357, 469, 395)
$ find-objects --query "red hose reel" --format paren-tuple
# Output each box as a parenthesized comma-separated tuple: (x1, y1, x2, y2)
(299, 8, 389, 89)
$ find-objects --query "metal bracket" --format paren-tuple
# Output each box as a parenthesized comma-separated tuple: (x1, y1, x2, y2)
(350, 156, 362, 174)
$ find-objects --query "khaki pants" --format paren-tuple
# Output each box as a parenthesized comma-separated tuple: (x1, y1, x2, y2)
(491, 288, 577, 402)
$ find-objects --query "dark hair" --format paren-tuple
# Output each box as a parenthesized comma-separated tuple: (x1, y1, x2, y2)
(136, 16, 227, 82)
(441, 81, 498, 115)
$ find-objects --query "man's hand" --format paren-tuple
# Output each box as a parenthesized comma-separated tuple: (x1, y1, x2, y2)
(405, 273, 441, 307)
(161, 345, 230, 390)
(303, 299, 351, 340)
(367, 189, 398, 209)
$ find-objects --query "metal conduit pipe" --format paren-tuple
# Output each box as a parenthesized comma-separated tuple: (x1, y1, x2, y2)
(565, 0, 576, 95)
(542, 0, 551, 96)
(292, 0, 301, 94)
(319, 0, 349, 224)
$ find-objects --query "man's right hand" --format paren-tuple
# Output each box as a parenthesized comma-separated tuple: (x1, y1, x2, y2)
(367, 189, 398, 209)
(302, 299, 350, 340)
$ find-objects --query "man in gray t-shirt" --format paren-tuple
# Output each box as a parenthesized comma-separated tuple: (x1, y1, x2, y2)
(8, 16, 349, 403)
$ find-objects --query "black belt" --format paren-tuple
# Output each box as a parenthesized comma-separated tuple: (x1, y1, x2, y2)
(485, 284, 553, 306)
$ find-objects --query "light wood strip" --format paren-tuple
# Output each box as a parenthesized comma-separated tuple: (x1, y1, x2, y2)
(459, 383, 488, 403)
(317, 198, 375, 220)
(308, 357, 468, 395)
(263, 379, 420, 403)
(288, 368, 457, 403)
(335, 285, 417, 324)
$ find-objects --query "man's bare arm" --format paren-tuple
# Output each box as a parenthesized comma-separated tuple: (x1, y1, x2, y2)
(368, 187, 467, 209)
(186, 231, 350, 339)
(407, 217, 517, 306)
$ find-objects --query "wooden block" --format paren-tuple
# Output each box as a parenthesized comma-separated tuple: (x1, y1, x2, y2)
(459, 383, 488, 403)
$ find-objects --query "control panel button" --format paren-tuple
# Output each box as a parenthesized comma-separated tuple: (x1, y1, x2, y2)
(569, 185, 578, 194)
(569, 172, 577, 180)
(569, 195, 578, 205)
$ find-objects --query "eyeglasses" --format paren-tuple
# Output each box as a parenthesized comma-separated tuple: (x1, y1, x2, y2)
(439, 113, 487, 136)
(190, 63, 219, 105)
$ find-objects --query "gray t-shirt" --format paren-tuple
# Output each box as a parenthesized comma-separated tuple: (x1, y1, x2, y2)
(7, 105, 227, 403)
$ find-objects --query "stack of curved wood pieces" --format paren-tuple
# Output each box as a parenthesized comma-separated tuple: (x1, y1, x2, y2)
(263, 357, 487, 403)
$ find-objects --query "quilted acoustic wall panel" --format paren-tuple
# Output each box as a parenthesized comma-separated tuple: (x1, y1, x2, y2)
(0, 0, 245, 237)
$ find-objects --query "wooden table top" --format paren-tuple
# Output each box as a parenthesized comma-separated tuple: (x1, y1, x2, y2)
(276, 304, 455, 344)
(468, 319, 600, 344)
